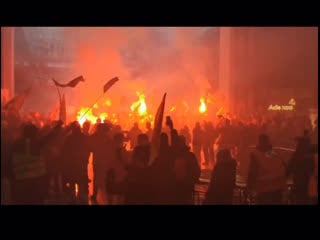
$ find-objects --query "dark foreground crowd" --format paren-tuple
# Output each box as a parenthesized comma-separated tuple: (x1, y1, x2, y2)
(1, 110, 318, 205)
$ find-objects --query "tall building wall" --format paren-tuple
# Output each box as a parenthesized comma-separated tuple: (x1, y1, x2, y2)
(219, 27, 318, 117)
(1, 27, 15, 100)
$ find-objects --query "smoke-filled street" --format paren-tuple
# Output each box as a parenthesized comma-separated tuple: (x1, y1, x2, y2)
(1, 27, 318, 205)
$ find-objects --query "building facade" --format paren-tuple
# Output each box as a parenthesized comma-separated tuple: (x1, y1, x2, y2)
(218, 27, 318, 118)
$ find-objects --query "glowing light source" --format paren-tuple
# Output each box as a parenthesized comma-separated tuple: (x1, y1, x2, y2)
(170, 106, 176, 112)
(199, 98, 207, 113)
(104, 99, 112, 107)
(130, 92, 147, 116)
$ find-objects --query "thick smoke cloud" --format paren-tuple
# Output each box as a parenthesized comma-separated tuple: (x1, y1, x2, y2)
(63, 27, 215, 114)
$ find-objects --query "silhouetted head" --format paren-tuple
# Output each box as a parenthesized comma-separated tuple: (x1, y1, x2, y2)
(83, 121, 91, 133)
(133, 122, 139, 128)
(96, 123, 110, 135)
(175, 135, 190, 152)
(217, 149, 232, 164)
(257, 134, 272, 151)
(295, 136, 312, 153)
(23, 123, 38, 138)
(160, 132, 169, 148)
(113, 125, 122, 134)
(146, 121, 151, 130)
(178, 135, 187, 148)
(303, 129, 310, 138)
(225, 118, 231, 126)
(195, 122, 200, 129)
(71, 121, 81, 134)
(114, 132, 124, 147)
(137, 133, 149, 146)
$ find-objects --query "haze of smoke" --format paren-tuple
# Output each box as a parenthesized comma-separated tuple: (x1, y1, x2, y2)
(63, 27, 216, 113)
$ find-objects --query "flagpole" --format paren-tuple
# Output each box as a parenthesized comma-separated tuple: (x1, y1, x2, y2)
(79, 92, 106, 121)
(52, 78, 62, 120)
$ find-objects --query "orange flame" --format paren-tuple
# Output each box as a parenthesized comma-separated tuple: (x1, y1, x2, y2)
(104, 99, 112, 107)
(170, 106, 176, 112)
(199, 98, 207, 114)
(77, 107, 98, 126)
(99, 112, 108, 123)
(130, 92, 147, 116)
(75, 183, 79, 198)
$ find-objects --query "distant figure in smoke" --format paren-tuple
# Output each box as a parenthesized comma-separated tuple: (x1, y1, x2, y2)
(192, 122, 204, 167)
(204, 149, 236, 205)
(128, 122, 143, 150)
(203, 121, 216, 168)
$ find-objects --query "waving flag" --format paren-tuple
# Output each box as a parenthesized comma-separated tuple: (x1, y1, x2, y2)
(3, 88, 31, 111)
(149, 93, 167, 166)
(103, 77, 119, 93)
(52, 75, 85, 88)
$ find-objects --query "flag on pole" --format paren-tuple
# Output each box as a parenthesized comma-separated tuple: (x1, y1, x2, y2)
(52, 75, 85, 88)
(3, 88, 31, 111)
(103, 77, 119, 93)
(149, 93, 167, 166)
(59, 94, 67, 124)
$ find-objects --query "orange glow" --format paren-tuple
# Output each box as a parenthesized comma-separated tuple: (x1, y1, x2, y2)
(75, 183, 79, 198)
(199, 98, 207, 113)
(76, 91, 154, 128)
(130, 92, 147, 116)
(170, 106, 176, 112)
(216, 106, 224, 116)
(77, 107, 98, 126)
(104, 99, 112, 107)
(99, 112, 108, 123)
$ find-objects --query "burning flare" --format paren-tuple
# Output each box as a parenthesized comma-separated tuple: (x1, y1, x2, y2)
(199, 98, 207, 114)
(77, 107, 98, 126)
(130, 92, 147, 116)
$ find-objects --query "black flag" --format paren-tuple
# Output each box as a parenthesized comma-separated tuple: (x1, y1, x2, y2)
(3, 88, 31, 111)
(52, 76, 85, 88)
(103, 77, 119, 93)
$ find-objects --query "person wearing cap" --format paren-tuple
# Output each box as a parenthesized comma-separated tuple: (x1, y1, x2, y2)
(247, 134, 287, 205)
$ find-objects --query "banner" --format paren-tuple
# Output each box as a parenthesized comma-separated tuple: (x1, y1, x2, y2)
(149, 93, 167, 166)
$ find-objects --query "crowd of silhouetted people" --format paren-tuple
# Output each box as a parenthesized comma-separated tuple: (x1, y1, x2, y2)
(1, 108, 318, 205)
